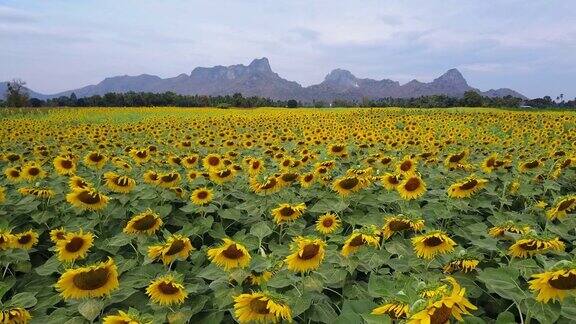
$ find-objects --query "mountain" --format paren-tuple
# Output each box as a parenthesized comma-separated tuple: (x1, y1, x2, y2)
(2, 58, 527, 101)
(0, 82, 49, 100)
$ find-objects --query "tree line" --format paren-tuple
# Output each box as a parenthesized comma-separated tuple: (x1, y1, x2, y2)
(2, 79, 575, 109)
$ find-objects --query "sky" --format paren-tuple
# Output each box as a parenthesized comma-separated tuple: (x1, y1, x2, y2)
(1, 0, 575, 99)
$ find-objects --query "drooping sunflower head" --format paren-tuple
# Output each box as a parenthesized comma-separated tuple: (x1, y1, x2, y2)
(444, 150, 469, 168)
(397, 174, 426, 200)
(124, 209, 163, 235)
(66, 188, 109, 211)
(0, 230, 15, 250)
(509, 235, 565, 258)
(447, 176, 488, 199)
(546, 195, 576, 220)
(341, 227, 381, 257)
(488, 221, 531, 238)
(146, 274, 188, 306)
(519, 159, 541, 173)
(68, 176, 92, 190)
(382, 215, 425, 239)
(411, 231, 456, 259)
(233, 291, 292, 324)
(250, 176, 281, 195)
(443, 256, 480, 274)
(247, 270, 274, 286)
(271, 203, 306, 224)
(147, 234, 194, 265)
(56, 230, 94, 262)
(371, 301, 409, 319)
(285, 236, 326, 273)
(190, 187, 214, 206)
(157, 171, 181, 188)
(529, 263, 576, 303)
(104, 172, 136, 193)
(315, 213, 341, 234)
(12, 230, 39, 250)
(209, 168, 237, 185)
(55, 257, 119, 300)
(143, 170, 160, 184)
(207, 238, 251, 270)
(277, 172, 300, 188)
(0, 307, 32, 323)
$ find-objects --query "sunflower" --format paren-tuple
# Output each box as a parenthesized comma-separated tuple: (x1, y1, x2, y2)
(447, 176, 488, 198)
(203, 153, 223, 170)
(381, 215, 425, 239)
(408, 277, 477, 323)
(0, 230, 14, 250)
(245, 157, 265, 176)
(129, 148, 151, 164)
(0, 308, 32, 323)
(182, 154, 199, 169)
(509, 236, 564, 258)
(53, 155, 77, 176)
(207, 238, 251, 270)
(443, 258, 480, 274)
(190, 187, 213, 205)
(18, 187, 55, 199)
(397, 174, 426, 200)
(299, 172, 316, 188)
(271, 203, 306, 224)
(167, 155, 182, 166)
(83, 151, 107, 169)
(209, 168, 236, 185)
(529, 266, 576, 303)
(381, 173, 401, 190)
(411, 231, 456, 259)
(146, 274, 188, 306)
(396, 156, 417, 174)
(157, 171, 181, 188)
(69, 176, 92, 190)
(546, 195, 576, 220)
(233, 292, 292, 324)
(247, 271, 274, 286)
(488, 222, 531, 238)
(123, 209, 163, 235)
(102, 310, 142, 324)
(143, 170, 160, 184)
(56, 231, 94, 262)
(519, 159, 541, 173)
(250, 176, 281, 195)
(55, 258, 119, 300)
(285, 237, 326, 273)
(341, 227, 381, 256)
(50, 227, 67, 243)
(66, 188, 109, 211)
(148, 235, 194, 265)
(21, 163, 46, 181)
(332, 175, 366, 196)
(277, 172, 300, 188)
(4, 167, 22, 183)
(104, 172, 136, 193)
(12, 230, 39, 250)
(444, 150, 469, 169)
(481, 153, 510, 173)
(315, 213, 341, 234)
(371, 302, 409, 319)
(327, 144, 347, 157)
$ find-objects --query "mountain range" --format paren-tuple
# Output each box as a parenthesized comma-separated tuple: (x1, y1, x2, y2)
(1, 58, 526, 101)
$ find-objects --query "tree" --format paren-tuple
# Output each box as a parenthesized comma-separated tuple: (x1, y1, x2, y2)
(461, 90, 483, 107)
(287, 99, 298, 108)
(5, 79, 29, 107)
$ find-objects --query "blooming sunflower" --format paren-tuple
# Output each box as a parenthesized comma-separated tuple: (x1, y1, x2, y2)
(129, 148, 151, 164)
(181, 154, 199, 169)
(327, 144, 347, 157)
(411, 231, 456, 259)
(271, 203, 306, 224)
(66, 188, 109, 211)
(50, 227, 67, 243)
(157, 171, 181, 188)
(247, 270, 274, 286)
(299, 172, 316, 188)
(408, 277, 477, 323)
(381, 215, 425, 239)
(447, 176, 488, 198)
(209, 168, 237, 185)
(250, 176, 281, 195)
(396, 156, 417, 174)
(190, 187, 213, 205)
(56, 230, 94, 262)
(332, 175, 367, 196)
(233, 292, 292, 324)
(519, 159, 541, 173)
(0, 308, 32, 323)
(12, 230, 39, 250)
(69, 176, 92, 190)
(285, 237, 326, 273)
(102, 310, 143, 324)
(55, 258, 119, 300)
(444, 150, 469, 169)
(509, 235, 565, 258)
(146, 274, 188, 306)
(104, 172, 136, 193)
(488, 222, 531, 238)
(53, 155, 77, 176)
(315, 213, 341, 234)
(143, 170, 160, 184)
(341, 227, 381, 256)
(380, 173, 401, 190)
(443, 257, 480, 274)
(529, 266, 576, 303)
(371, 302, 409, 320)
(21, 163, 46, 181)
(246, 158, 265, 176)
(83, 151, 107, 169)
(123, 209, 163, 235)
(207, 238, 251, 270)
(202, 153, 223, 170)
(397, 174, 426, 200)
(148, 234, 194, 265)
(546, 195, 576, 220)
(0, 230, 14, 250)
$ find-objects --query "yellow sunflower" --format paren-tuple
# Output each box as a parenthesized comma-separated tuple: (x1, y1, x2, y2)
(146, 275, 188, 306)
(209, 168, 237, 185)
(143, 170, 160, 184)
(55, 258, 119, 300)
(411, 231, 456, 259)
(18, 187, 55, 199)
(233, 292, 292, 324)
(315, 213, 341, 234)
(207, 238, 251, 270)
(147, 234, 194, 265)
(123, 209, 163, 235)
(341, 228, 381, 256)
(66, 188, 109, 211)
(396, 156, 417, 174)
(271, 203, 306, 224)
(4, 167, 22, 183)
(56, 230, 94, 262)
(381, 215, 425, 239)
(0, 231, 14, 250)
(250, 176, 281, 195)
(371, 302, 409, 320)
(104, 172, 136, 193)
(519, 159, 541, 173)
(285, 237, 326, 273)
(12, 230, 39, 250)
(444, 150, 469, 169)
(102, 310, 143, 324)
(443, 258, 480, 274)
(69, 176, 92, 190)
(50, 227, 67, 243)
(529, 267, 576, 303)
(129, 148, 151, 164)
(182, 154, 199, 169)
(447, 176, 488, 198)
(397, 174, 426, 200)
(191, 187, 214, 206)
(202, 153, 223, 170)
(83, 151, 107, 169)
(332, 175, 367, 196)
(509, 236, 564, 258)
(247, 271, 274, 286)
(21, 163, 46, 181)
(157, 171, 181, 188)
(546, 195, 576, 220)
(380, 173, 401, 190)
(53, 156, 77, 175)
(488, 222, 531, 238)
(0, 308, 32, 323)
(299, 172, 316, 188)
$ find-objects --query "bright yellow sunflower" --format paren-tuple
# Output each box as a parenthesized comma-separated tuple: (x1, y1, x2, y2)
(147, 234, 194, 265)
(341, 227, 381, 256)
(488, 222, 531, 238)
(332, 175, 367, 196)
(315, 213, 341, 234)
(53, 156, 77, 175)
(157, 171, 181, 188)
(4, 167, 22, 183)
(55, 258, 119, 300)
(380, 173, 401, 190)
(447, 176, 488, 198)
(397, 174, 426, 200)
(104, 172, 136, 193)
(0, 230, 14, 250)
(285, 237, 326, 273)
(68, 176, 92, 190)
(250, 176, 282, 195)
(233, 292, 292, 324)
(546, 195, 576, 220)
(66, 188, 109, 211)
(529, 266, 576, 303)
(381, 215, 425, 239)
(209, 168, 237, 185)
(0, 308, 32, 323)
(371, 302, 409, 320)
(146, 274, 188, 306)
(12, 230, 39, 250)
(190, 187, 214, 205)
(102, 310, 143, 324)
(50, 227, 67, 243)
(271, 203, 306, 224)
(207, 238, 251, 270)
(143, 170, 160, 184)
(509, 236, 564, 258)
(247, 270, 274, 286)
(83, 151, 107, 169)
(21, 163, 46, 181)
(411, 231, 456, 259)
(396, 156, 417, 174)
(202, 153, 223, 170)
(56, 230, 94, 262)
(123, 209, 163, 235)
(443, 258, 480, 274)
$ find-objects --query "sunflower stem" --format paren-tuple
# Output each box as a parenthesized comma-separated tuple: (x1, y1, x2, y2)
(515, 301, 524, 324)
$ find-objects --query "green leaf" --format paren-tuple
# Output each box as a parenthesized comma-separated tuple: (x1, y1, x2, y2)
(6, 292, 37, 308)
(561, 297, 576, 321)
(78, 299, 104, 322)
(495, 311, 516, 324)
(524, 299, 560, 324)
(477, 267, 528, 301)
(250, 222, 272, 240)
(361, 314, 392, 324)
(310, 301, 338, 323)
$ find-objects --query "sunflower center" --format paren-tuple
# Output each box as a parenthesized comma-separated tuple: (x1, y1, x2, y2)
(171, 157, 181, 164)
(304, 174, 314, 182)
(208, 156, 220, 166)
(524, 160, 539, 169)
(349, 235, 365, 247)
(322, 218, 334, 227)
(423, 236, 444, 247)
(136, 151, 147, 158)
(261, 178, 277, 190)
(89, 153, 103, 162)
(72, 268, 110, 290)
(249, 298, 271, 315)
(158, 281, 181, 295)
(549, 273, 576, 290)
(404, 178, 421, 191)
(459, 179, 478, 190)
(56, 232, 66, 240)
(165, 240, 185, 256)
(252, 161, 260, 169)
(331, 146, 344, 153)
(196, 191, 209, 200)
(339, 177, 359, 190)
(430, 304, 452, 324)
(388, 220, 411, 231)
(161, 174, 178, 182)
(299, 244, 320, 260)
(9, 170, 20, 177)
(218, 169, 232, 177)
(132, 214, 158, 231)
(28, 167, 40, 176)
(18, 235, 32, 244)
(279, 207, 295, 217)
(114, 177, 130, 187)
(486, 157, 496, 168)
(400, 161, 412, 171)
(282, 173, 298, 182)
(558, 199, 575, 212)
(519, 241, 539, 251)
(61, 160, 73, 169)
(381, 157, 391, 164)
(387, 176, 399, 185)
(66, 237, 86, 252)
(222, 244, 244, 259)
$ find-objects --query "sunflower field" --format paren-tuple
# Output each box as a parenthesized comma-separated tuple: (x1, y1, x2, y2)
(0, 107, 575, 324)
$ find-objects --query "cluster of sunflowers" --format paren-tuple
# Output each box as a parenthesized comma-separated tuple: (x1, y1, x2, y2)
(0, 107, 575, 323)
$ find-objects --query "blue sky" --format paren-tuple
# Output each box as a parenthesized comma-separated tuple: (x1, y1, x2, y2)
(1, 0, 575, 99)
